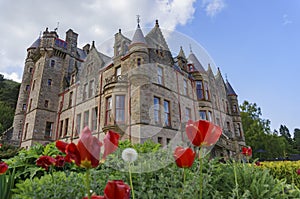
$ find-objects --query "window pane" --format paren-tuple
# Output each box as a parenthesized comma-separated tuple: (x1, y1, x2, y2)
(157, 66, 163, 84)
(207, 111, 212, 121)
(154, 97, 160, 123)
(45, 122, 53, 137)
(106, 97, 112, 125)
(185, 108, 191, 121)
(83, 111, 89, 128)
(92, 107, 98, 130)
(199, 111, 206, 120)
(115, 95, 125, 123)
(204, 81, 209, 100)
(196, 81, 204, 99)
(183, 79, 188, 95)
(76, 114, 81, 136)
(164, 100, 170, 126)
(89, 80, 94, 98)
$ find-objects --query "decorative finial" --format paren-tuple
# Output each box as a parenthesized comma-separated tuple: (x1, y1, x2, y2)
(119, 29, 121, 33)
(189, 44, 192, 53)
(225, 73, 228, 81)
(92, 41, 95, 48)
(136, 15, 140, 28)
(155, 19, 159, 27)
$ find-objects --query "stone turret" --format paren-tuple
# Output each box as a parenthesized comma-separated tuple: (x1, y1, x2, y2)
(226, 79, 245, 142)
(11, 37, 41, 144)
(176, 46, 187, 71)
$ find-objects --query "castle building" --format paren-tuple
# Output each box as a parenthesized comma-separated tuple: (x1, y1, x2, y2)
(12, 20, 245, 158)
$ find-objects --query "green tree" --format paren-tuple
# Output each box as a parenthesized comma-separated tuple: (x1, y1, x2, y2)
(0, 101, 14, 134)
(293, 128, 300, 152)
(240, 101, 291, 160)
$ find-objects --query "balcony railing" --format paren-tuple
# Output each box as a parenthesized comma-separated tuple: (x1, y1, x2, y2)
(105, 74, 128, 84)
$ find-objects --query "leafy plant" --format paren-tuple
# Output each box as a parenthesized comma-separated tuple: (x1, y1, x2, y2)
(0, 168, 15, 199)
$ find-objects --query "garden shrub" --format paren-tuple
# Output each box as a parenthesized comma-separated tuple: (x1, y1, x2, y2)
(258, 161, 300, 188)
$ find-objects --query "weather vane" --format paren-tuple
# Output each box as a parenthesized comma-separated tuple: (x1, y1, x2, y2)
(54, 22, 59, 32)
(189, 44, 193, 53)
(136, 15, 140, 25)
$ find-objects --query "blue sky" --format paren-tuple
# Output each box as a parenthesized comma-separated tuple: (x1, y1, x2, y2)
(176, 0, 300, 134)
(0, 0, 299, 134)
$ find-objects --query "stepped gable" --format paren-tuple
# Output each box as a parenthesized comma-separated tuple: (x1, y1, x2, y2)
(145, 20, 170, 52)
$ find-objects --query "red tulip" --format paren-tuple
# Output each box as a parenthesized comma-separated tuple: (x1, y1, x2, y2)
(0, 162, 8, 175)
(255, 161, 261, 166)
(102, 130, 120, 161)
(55, 155, 65, 167)
(66, 127, 102, 168)
(296, 169, 300, 175)
(56, 140, 68, 153)
(0, 143, 2, 149)
(173, 146, 196, 168)
(241, 147, 252, 156)
(36, 156, 56, 171)
(186, 120, 222, 147)
(104, 180, 130, 199)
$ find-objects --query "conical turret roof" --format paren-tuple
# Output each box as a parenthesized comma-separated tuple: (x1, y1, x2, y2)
(27, 37, 41, 50)
(187, 51, 206, 73)
(226, 80, 237, 96)
(130, 24, 147, 45)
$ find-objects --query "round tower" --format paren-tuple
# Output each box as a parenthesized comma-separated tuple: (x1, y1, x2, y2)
(12, 37, 41, 144)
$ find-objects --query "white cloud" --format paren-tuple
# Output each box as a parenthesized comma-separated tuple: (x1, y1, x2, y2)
(1, 72, 22, 83)
(202, 0, 225, 17)
(0, 0, 196, 82)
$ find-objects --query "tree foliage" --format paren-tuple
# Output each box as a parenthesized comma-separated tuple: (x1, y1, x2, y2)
(0, 75, 20, 135)
(240, 100, 299, 160)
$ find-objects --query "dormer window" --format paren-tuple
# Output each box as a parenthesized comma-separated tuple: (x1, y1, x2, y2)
(188, 64, 195, 72)
(116, 66, 121, 78)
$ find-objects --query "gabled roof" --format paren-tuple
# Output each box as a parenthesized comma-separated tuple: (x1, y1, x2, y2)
(145, 20, 170, 52)
(226, 80, 237, 96)
(130, 24, 147, 45)
(187, 52, 206, 73)
(177, 46, 186, 59)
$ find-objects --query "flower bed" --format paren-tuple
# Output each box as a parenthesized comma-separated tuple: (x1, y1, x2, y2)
(257, 160, 300, 188)
(1, 120, 300, 198)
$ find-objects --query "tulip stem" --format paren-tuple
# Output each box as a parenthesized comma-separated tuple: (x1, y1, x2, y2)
(85, 168, 91, 199)
(128, 163, 135, 199)
(199, 156, 203, 199)
(183, 168, 186, 186)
